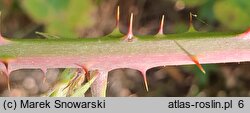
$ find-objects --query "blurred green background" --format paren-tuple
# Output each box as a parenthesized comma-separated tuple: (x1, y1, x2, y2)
(0, 0, 250, 97)
(1, 0, 250, 38)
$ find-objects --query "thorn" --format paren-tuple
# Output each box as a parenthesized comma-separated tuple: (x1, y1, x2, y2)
(188, 12, 197, 32)
(158, 15, 165, 35)
(7, 76, 10, 91)
(0, 61, 8, 75)
(139, 70, 149, 92)
(189, 12, 193, 27)
(116, 6, 120, 27)
(0, 58, 14, 76)
(0, 59, 13, 91)
(122, 13, 137, 42)
(0, 12, 11, 45)
(238, 28, 250, 40)
(174, 40, 206, 74)
(0, 58, 16, 79)
(109, 6, 122, 36)
(75, 63, 88, 73)
(75, 63, 90, 80)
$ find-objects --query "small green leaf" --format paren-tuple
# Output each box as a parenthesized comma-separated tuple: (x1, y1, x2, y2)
(21, 0, 96, 38)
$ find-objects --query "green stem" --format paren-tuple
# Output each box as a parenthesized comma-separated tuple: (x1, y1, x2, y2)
(0, 32, 247, 72)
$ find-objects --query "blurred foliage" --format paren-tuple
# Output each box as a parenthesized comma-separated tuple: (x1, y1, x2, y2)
(213, 0, 250, 31)
(1, 0, 249, 38)
(181, 0, 250, 31)
(181, 0, 208, 7)
(21, 0, 97, 38)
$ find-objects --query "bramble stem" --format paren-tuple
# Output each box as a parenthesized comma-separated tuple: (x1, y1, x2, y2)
(0, 32, 246, 72)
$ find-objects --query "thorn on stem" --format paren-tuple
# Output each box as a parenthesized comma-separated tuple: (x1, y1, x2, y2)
(7, 77, 10, 91)
(75, 63, 90, 80)
(0, 59, 12, 91)
(116, 6, 120, 27)
(189, 12, 193, 27)
(139, 70, 149, 92)
(188, 12, 197, 32)
(158, 15, 165, 35)
(238, 28, 250, 40)
(1, 57, 16, 71)
(0, 58, 12, 76)
(122, 13, 137, 42)
(109, 6, 122, 36)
